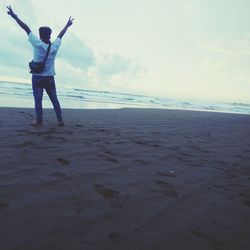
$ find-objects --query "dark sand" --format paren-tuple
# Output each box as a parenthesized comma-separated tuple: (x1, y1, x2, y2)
(0, 107, 250, 250)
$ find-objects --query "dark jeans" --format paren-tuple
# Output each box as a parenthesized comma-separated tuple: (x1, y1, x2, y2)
(32, 75, 62, 124)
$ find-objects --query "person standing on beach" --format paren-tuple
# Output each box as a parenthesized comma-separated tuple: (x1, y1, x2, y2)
(7, 5, 74, 127)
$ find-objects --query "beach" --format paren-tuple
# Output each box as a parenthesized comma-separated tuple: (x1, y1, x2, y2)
(0, 107, 250, 250)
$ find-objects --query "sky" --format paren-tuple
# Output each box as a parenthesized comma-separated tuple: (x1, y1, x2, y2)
(1, 0, 250, 103)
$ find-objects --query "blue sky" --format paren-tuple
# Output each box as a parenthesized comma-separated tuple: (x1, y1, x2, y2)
(1, 0, 250, 103)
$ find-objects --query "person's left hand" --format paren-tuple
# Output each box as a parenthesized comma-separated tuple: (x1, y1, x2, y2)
(7, 5, 17, 18)
(66, 17, 74, 27)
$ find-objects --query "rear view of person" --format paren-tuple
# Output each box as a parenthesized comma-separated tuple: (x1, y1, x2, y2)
(7, 5, 74, 127)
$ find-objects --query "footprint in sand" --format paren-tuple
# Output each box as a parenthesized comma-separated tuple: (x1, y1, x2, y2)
(243, 200, 250, 207)
(98, 154, 119, 164)
(131, 159, 148, 165)
(19, 111, 34, 120)
(65, 130, 74, 135)
(114, 141, 127, 145)
(156, 171, 176, 178)
(155, 180, 178, 198)
(131, 139, 149, 146)
(0, 202, 9, 210)
(94, 184, 119, 198)
(43, 135, 66, 142)
(132, 138, 160, 147)
(103, 150, 120, 163)
(15, 129, 30, 133)
(57, 158, 70, 166)
(108, 232, 123, 241)
(51, 171, 68, 179)
(39, 127, 56, 136)
(105, 156, 119, 163)
(191, 228, 224, 248)
(97, 128, 108, 133)
(15, 141, 36, 148)
(75, 124, 84, 128)
(94, 184, 122, 209)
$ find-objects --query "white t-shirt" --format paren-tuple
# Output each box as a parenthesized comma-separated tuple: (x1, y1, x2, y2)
(28, 32, 61, 76)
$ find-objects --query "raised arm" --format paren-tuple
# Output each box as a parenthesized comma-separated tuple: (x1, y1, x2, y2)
(58, 17, 74, 39)
(7, 6, 31, 35)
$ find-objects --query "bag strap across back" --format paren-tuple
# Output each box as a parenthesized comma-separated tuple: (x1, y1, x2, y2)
(43, 43, 52, 64)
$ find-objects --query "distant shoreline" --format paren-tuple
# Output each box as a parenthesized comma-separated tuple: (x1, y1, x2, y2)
(1, 81, 250, 115)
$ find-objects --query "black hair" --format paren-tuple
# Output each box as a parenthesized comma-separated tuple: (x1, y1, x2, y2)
(39, 26, 52, 41)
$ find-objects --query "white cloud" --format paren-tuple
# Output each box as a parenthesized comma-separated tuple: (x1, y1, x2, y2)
(98, 55, 130, 76)
(199, 58, 226, 73)
(56, 49, 143, 92)
(1, 0, 250, 103)
(58, 33, 95, 69)
(198, 35, 250, 57)
(183, 0, 194, 12)
(198, 40, 233, 55)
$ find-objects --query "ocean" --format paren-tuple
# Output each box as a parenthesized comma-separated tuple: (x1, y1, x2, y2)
(0, 81, 250, 115)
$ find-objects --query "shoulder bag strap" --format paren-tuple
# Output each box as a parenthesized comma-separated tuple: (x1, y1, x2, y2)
(43, 43, 52, 64)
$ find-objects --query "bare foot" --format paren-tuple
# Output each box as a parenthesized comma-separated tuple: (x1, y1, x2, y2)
(32, 121, 42, 127)
(58, 120, 64, 127)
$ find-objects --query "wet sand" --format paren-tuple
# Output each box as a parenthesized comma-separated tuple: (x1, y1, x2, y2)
(0, 107, 250, 250)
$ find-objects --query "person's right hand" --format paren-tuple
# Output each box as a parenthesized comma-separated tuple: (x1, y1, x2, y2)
(66, 17, 74, 27)
(7, 5, 17, 18)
